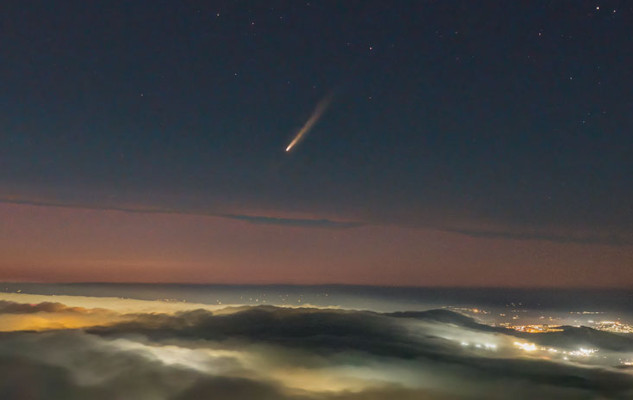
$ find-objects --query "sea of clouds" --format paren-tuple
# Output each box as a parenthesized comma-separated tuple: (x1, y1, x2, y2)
(0, 298, 632, 399)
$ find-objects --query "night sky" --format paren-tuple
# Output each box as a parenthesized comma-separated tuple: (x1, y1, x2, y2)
(1, 1, 632, 286)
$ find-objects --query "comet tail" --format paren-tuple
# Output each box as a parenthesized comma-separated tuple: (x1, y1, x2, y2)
(285, 95, 333, 152)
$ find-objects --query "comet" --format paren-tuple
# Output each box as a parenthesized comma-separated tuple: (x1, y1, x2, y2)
(285, 94, 333, 152)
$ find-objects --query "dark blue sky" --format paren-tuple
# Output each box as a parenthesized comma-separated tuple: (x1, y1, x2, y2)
(2, 0, 632, 245)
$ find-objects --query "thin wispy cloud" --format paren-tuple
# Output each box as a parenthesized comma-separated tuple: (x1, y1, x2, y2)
(0, 197, 363, 230)
(444, 227, 632, 246)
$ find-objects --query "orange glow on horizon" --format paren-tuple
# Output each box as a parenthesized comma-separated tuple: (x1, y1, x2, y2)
(0, 202, 632, 287)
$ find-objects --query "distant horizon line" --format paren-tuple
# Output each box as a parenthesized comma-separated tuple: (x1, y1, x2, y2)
(1, 281, 632, 291)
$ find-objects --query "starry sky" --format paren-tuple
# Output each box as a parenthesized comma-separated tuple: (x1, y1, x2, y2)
(1, 1, 632, 286)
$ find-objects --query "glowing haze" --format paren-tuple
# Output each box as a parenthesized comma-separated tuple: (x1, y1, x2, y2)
(0, 293, 632, 399)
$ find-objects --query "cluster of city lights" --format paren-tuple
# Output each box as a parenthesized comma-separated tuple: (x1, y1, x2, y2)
(591, 321, 633, 333)
(460, 342, 497, 351)
(568, 348, 598, 357)
(510, 325, 564, 333)
(513, 342, 537, 352)
(512, 341, 599, 360)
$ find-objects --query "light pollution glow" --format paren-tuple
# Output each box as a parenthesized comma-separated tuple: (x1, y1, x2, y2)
(1, 293, 633, 398)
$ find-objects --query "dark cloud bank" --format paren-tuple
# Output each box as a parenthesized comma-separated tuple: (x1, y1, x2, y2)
(1, 302, 633, 399)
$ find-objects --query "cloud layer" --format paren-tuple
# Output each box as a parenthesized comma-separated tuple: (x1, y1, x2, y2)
(0, 298, 632, 399)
